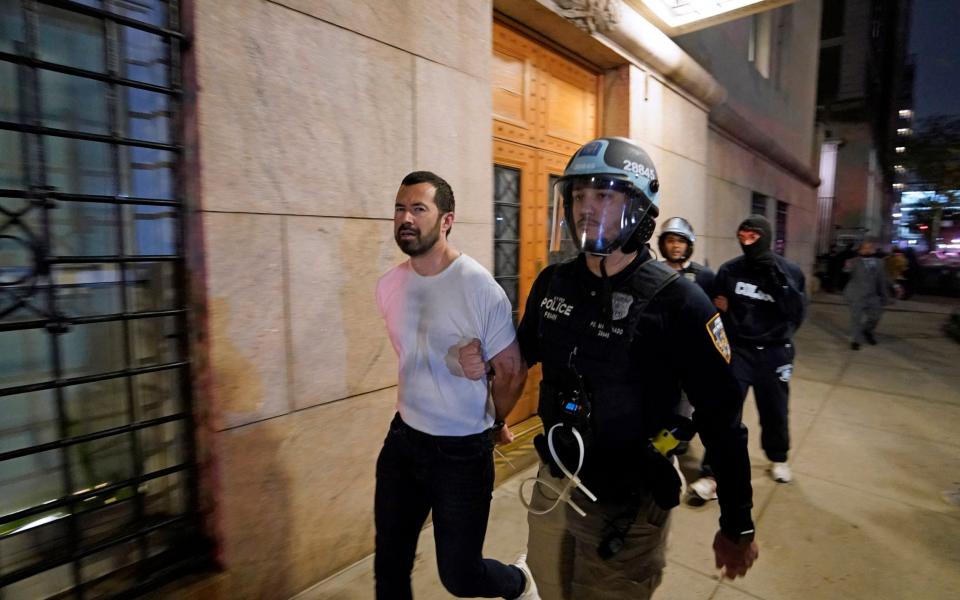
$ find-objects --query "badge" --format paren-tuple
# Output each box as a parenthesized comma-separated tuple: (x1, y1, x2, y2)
(611, 292, 634, 321)
(706, 313, 731, 364)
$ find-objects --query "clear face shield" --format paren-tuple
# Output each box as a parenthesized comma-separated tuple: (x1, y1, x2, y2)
(550, 175, 652, 257)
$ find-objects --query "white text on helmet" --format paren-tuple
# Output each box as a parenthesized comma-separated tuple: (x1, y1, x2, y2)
(622, 159, 656, 181)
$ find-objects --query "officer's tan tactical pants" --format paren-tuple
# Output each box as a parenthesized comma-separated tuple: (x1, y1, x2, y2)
(525, 464, 671, 599)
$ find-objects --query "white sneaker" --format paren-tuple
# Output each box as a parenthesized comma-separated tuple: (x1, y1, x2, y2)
(770, 462, 792, 483)
(688, 476, 718, 501)
(513, 554, 540, 600)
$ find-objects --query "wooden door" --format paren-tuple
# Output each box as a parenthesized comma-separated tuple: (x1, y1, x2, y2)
(492, 22, 600, 424)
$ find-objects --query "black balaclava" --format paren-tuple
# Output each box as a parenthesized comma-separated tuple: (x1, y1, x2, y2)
(738, 214, 775, 266)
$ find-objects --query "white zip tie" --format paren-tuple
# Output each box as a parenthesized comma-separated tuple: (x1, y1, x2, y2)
(519, 423, 597, 517)
(494, 446, 517, 471)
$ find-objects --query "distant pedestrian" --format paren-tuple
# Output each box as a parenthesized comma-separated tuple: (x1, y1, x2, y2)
(843, 238, 892, 350)
(884, 247, 908, 297)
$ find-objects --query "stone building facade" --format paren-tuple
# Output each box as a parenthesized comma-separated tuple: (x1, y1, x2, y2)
(0, 1, 822, 598)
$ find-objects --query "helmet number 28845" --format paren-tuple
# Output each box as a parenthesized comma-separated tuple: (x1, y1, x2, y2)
(622, 159, 656, 180)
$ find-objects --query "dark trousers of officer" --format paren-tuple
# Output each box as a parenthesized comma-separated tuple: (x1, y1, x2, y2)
(526, 465, 670, 600)
(704, 343, 793, 469)
(374, 414, 524, 600)
(848, 301, 884, 345)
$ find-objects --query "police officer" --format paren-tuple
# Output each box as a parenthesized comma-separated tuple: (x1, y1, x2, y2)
(658, 216, 715, 298)
(462, 138, 758, 598)
(658, 217, 715, 434)
(690, 215, 806, 501)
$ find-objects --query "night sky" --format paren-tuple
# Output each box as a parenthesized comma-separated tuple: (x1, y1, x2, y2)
(908, 0, 960, 120)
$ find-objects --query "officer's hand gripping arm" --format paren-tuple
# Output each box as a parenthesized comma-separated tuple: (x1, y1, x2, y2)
(488, 339, 527, 439)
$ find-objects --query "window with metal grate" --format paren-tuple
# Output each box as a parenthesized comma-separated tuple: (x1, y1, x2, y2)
(0, 1, 205, 598)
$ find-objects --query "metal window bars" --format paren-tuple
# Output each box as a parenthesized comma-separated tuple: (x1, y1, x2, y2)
(0, 1, 205, 597)
(493, 165, 521, 322)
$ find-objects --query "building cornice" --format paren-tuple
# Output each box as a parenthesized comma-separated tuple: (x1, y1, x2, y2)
(593, 1, 728, 106)
(710, 104, 821, 187)
(497, 0, 820, 187)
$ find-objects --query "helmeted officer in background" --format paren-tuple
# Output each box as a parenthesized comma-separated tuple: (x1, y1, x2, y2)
(462, 138, 758, 599)
(658, 216, 715, 298)
(689, 215, 806, 503)
(657, 217, 716, 432)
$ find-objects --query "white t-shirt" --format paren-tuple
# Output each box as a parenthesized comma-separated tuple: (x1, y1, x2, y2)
(376, 254, 516, 436)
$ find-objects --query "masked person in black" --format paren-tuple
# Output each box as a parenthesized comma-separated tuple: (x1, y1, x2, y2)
(689, 215, 806, 503)
(461, 138, 758, 599)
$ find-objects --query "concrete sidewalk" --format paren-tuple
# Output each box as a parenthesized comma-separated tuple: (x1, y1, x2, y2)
(301, 296, 960, 600)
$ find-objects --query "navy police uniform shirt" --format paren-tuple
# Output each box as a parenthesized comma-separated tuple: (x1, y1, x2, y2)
(517, 249, 754, 535)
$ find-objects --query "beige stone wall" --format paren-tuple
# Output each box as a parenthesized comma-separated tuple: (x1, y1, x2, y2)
(608, 20, 819, 281)
(603, 66, 713, 263)
(181, 2, 820, 596)
(703, 130, 818, 281)
(674, 0, 823, 170)
(606, 65, 816, 281)
(190, 0, 493, 597)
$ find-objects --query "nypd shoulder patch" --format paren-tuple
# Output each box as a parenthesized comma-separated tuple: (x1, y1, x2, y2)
(706, 313, 731, 364)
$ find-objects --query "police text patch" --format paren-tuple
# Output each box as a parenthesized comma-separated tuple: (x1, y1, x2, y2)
(706, 314, 731, 364)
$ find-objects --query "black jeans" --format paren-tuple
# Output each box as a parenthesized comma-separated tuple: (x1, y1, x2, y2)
(374, 414, 524, 599)
(703, 342, 794, 472)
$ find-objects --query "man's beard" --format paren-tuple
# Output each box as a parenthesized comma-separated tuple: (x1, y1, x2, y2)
(395, 217, 443, 256)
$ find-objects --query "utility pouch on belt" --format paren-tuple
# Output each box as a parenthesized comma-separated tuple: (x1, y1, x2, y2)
(533, 416, 592, 480)
(650, 415, 695, 457)
(636, 414, 693, 509)
(641, 441, 681, 510)
(537, 380, 594, 478)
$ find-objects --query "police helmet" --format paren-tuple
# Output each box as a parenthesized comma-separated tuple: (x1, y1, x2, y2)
(549, 137, 660, 256)
(657, 217, 696, 261)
